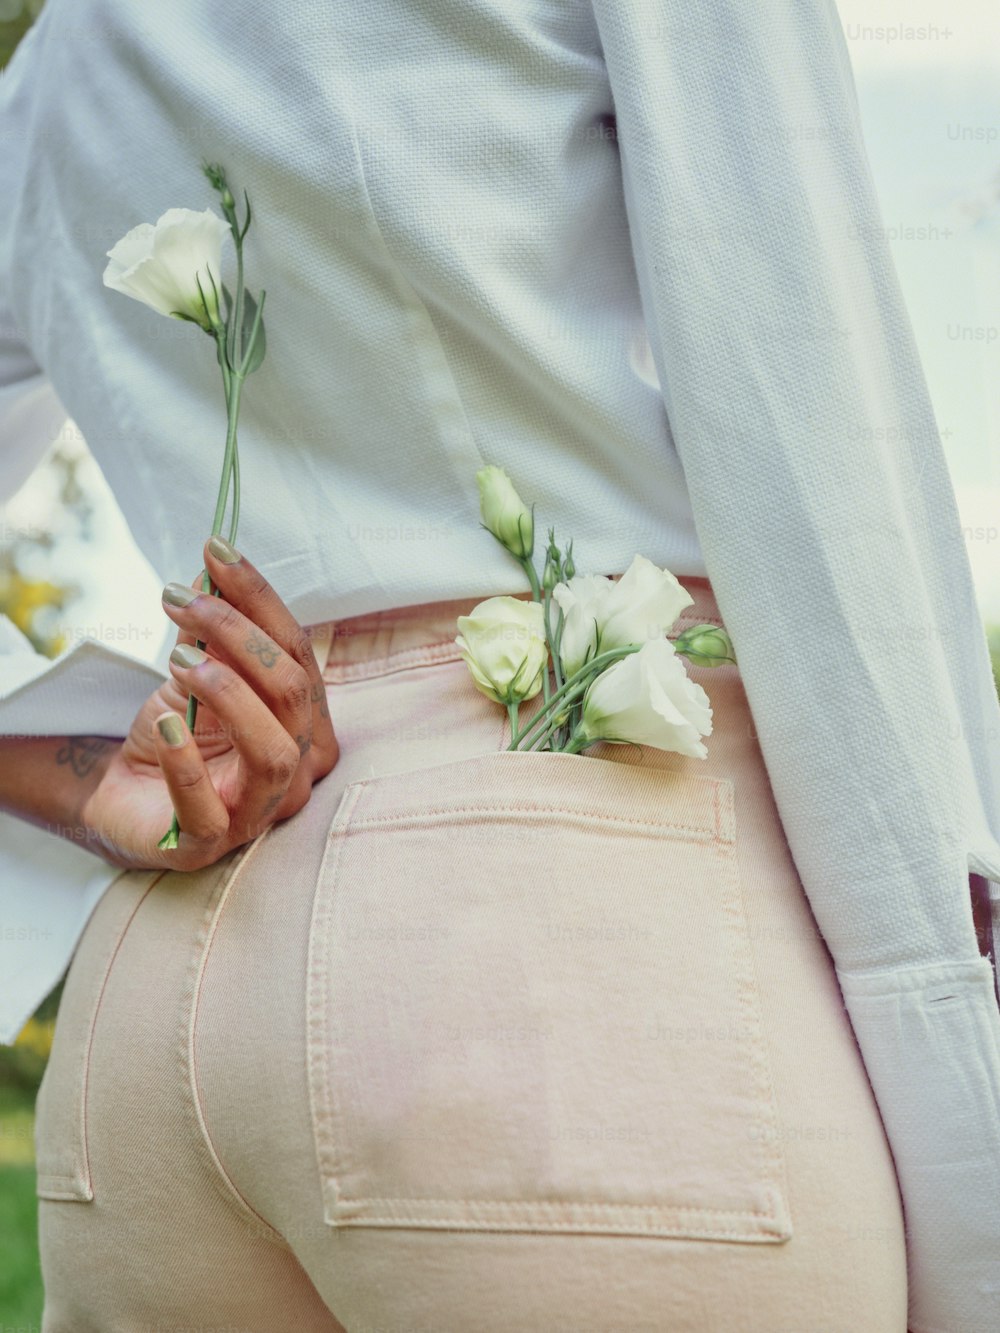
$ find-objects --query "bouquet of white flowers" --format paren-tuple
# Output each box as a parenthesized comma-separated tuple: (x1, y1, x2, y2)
(456, 466, 736, 757)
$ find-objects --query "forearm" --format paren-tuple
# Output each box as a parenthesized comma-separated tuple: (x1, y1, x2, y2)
(0, 734, 122, 853)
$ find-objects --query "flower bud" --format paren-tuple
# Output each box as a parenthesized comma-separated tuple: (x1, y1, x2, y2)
(476, 466, 534, 559)
(563, 540, 575, 580)
(673, 624, 736, 668)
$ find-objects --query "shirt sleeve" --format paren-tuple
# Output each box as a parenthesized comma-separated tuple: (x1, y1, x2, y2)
(0, 11, 171, 1047)
(589, 1, 1000, 1328)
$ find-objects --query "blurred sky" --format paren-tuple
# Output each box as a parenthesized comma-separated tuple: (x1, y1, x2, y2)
(835, 0, 1000, 617)
(2, 0, 999, 665)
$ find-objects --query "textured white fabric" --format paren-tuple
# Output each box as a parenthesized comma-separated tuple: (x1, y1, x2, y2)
(590, 4, 1000, 1328)
(1, 1, 1000, 1324)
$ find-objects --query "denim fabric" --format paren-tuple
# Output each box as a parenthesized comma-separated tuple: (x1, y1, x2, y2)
(34, 576, 908, 1331)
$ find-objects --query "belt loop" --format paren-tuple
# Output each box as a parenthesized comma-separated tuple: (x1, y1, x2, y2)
(306, 621, 334, 676)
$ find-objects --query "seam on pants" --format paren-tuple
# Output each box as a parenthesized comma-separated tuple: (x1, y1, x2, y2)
(176, 831, 291, 1249)
(324, 638, 465, 683)
(322, 611, 728, 686)
(38, 871, 167, 1200)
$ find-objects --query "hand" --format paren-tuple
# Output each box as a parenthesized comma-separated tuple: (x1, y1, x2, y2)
(80, 537, 339, 871)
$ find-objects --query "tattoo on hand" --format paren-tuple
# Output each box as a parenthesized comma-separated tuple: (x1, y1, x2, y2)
(261, 790, 284, 818)
(55, 736, 114, 779)
(310, 680, 330, 719)
(245, 630, 280, 669)
(296, 734, 312, 756)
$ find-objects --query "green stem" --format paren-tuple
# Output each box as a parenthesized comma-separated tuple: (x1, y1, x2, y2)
(517, 555, 550, 706)
(521, 556, 541, 602)
(210, 374, 245, 536)
(157, 338, 245, 852)
(506, 643, 641, 751)
(561, 726, 592, 755)
(231, 226, 246, 372)
(546, 598, 567, 747)
(507, 701, 520, 744)
(228, 439, 241, 544)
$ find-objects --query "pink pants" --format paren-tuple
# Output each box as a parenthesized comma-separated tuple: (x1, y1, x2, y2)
(34, 575, 909, 1331)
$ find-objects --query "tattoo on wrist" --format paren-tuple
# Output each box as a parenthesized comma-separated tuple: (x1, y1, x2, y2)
(55, 736, 114, 780)
(245, 630, 280, 669)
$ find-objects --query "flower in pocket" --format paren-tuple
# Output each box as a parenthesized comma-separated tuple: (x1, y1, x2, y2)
(577, 637, 713, 759)
(455, 596, 548, 705)
(552, 554, 695, 678)
(461, 462, 733, 757)
(103, 206, 231, 332)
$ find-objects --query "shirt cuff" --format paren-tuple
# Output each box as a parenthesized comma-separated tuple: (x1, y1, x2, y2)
(837, 956, 1000, 1333)
(0, 810, 123, 1044)
(0, 614, 168, 737)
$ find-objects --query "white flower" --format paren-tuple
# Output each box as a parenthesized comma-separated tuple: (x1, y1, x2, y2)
(455, 596, 548, 704)
(103, 207, 231, 332)
(476, 465, 534, 558)
(577, 638, 713, 758)
(551, 554, 694, 678)
(549, 572, 614, 678)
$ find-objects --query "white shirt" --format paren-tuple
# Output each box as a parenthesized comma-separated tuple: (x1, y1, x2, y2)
(2, 2, 1000, 1327)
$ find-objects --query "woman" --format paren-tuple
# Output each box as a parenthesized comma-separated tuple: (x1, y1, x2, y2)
(1, 1, 999, 1329)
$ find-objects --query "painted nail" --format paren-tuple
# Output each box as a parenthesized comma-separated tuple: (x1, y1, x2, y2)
(170, 644, 208, 669)
(207, 535, 241, 564)
(162, 582, 199, 608)
(156, 714, 186, 747)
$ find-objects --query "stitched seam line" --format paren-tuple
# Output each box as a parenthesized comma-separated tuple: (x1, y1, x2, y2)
(325, 640, 463, 683)
(337, 803, 727, 842)
(325, 1220, 782, 1241)
(79, 871, 167, 1197)
(316, 786, 789, 1238)
(310, 782, 364, 1222)
(717, 806, 792, 1217)
(322, 615, 728, 683)
(186, 833, 287, 1244)
(328, 1195, 776, 1218)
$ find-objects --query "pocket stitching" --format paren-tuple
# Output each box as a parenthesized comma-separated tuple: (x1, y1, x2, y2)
(308, 770, 793, 1241)
(337, 804, 730, 843)
(35, 869, 167, 1201)
(307, 780, 365, 1218)
(324, 815, 789, 1237)
(714, 781, 793, 1230)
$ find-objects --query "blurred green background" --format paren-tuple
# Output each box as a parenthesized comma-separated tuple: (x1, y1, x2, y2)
(1, 0, 999, 1325)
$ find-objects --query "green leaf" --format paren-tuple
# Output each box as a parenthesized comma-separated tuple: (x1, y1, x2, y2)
(240, 288, 267, 376)
(240, 188, 253, 241)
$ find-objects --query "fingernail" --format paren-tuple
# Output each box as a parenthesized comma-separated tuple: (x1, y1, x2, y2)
(207, 535, 241, 564)
(170, 644, 208, 669)
(156, 713, 186, 747)
(162, 582, 199, 608)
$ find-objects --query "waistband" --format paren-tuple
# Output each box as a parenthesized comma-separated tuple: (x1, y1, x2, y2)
(309, 574, 723, 684)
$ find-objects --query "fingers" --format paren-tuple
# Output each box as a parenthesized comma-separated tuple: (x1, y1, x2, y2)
(151, 711, 229, 842)
(166, 645, 306, 838)
(160, 537, 338, 778)
(167, 570, 213, 654)
(202, 536, 337, 767)
(162, 582, 313, 756)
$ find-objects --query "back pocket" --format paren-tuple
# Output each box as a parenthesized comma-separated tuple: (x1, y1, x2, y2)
(305, 748, 792, 1242)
